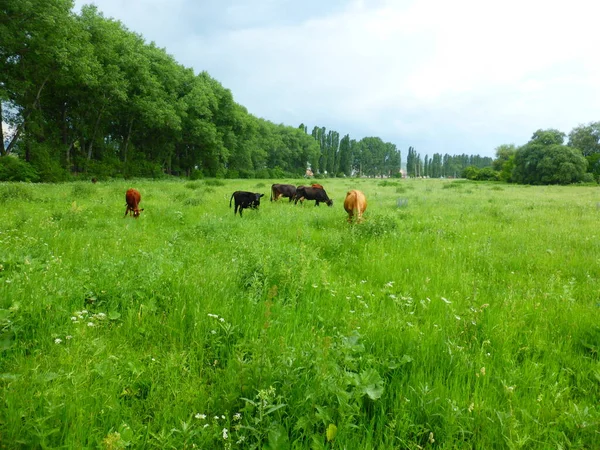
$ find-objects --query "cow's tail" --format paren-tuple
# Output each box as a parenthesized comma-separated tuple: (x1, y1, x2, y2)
(270, 186, 273, 202)
(229, 192, 235, 208)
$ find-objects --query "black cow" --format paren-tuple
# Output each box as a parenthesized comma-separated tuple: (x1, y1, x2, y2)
(294, 186, 333, 207)
(271, 184, 297, 202)
(230, 191, 264, 217)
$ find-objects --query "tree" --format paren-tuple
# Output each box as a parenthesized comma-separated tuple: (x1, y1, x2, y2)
(568, 122, 600, 157)
(493, 144, 517, 182)
(512, 129, 587, 185)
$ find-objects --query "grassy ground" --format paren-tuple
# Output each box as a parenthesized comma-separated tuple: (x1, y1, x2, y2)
(0, 178, 599, 449)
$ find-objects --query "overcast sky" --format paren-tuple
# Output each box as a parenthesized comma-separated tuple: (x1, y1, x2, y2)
(73, 0, 599, 158)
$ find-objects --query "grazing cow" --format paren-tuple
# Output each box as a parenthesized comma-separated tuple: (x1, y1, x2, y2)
(311, 183, 324, 190)
(294, 186, 333, 206)
(125, 188, 144, 218)
(230, 191, 264, 217)
(271, 184, 297, 202)
(344, 190, 367, 223)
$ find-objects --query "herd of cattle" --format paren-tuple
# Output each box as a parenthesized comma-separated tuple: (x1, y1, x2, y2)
(125, 183, 367, 222)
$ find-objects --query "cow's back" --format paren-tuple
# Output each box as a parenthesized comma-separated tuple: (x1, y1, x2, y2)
(344, 190, 367, 222)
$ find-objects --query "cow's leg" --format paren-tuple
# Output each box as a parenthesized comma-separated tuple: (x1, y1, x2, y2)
(315, 201, 319, 206)
(234, 204, 239, 216)
(125, 206, 130, 217)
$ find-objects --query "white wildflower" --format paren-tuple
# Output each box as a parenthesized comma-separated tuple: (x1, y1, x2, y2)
(195, 413, 206, 420)
(71, 316, 77, 321)
(54, 338, 62, 344)
(211, 330, 216, 335)
(221, 415, 225, 420)
(214, 416, 219, 420)
(361, 280, 367, 284)
(236, 436, 246, 444)
(87, 322, 95, 327)
(233, 413, 241, 421)
(222, 428, 228, 440)
(219, 318, 225, 322)
(65, 335, 72, 340)
(207, 313, 218, 318)
(385, 281, 394, 287)
(203, 424, 209, 428)
(455, 315, 461, 321)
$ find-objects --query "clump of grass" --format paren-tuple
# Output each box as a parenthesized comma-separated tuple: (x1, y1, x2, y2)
(354, 213, 398, 237)
(378, 180, 399, 187)
(0, 183, 35, 202)
(205, 179, 225, 187)
(183, 197, 202, 206)
(70, 182, 96, 198)
(255, 182, 266, 188)
(442, 182, 464, 189)
(184, 181, 203, 190)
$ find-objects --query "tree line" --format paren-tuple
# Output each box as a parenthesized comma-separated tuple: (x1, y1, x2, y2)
(1, 0, 496, 183)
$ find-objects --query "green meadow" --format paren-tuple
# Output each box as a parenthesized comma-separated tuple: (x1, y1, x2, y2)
(1, 178, 599, 449)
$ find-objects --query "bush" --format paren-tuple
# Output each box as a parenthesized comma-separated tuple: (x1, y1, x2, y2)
(0, 156, 39, 182)
(189, 169, 204, 180)
(29, 144, 69, 182)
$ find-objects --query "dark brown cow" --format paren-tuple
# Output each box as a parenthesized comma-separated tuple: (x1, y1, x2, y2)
(125, 188, 144, 218)
(271, 184, 297, 202)
(344, 189, 367, 223)
(294, 186, 333, 206)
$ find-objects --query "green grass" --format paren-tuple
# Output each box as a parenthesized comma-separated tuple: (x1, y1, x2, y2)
(1, 178, 599, 449)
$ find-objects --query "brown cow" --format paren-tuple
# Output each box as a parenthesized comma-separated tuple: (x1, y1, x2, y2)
(344, 190, 367, 223)
(125, 188, 144, 218)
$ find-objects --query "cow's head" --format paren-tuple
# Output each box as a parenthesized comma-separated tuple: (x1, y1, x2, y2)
(134, 208, 144, 218)
(326, 199, 333, 207)
(253, 193, 264, 208)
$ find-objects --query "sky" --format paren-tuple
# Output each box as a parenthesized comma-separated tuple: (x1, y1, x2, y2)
(72, 0, 600, 158)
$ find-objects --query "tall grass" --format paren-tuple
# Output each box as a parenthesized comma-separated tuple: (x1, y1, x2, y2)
(0, 179, 599, 448)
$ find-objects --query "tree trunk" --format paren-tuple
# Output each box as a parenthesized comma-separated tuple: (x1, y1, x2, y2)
(123, 118, 134, 163)
(87, 106, 104, 161)
(0, 101, 5, 156)
(5, 75, 51, 156)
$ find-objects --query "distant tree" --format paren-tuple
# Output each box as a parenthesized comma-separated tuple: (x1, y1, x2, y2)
(567, 122, 600, 156)
(512, 129, 587, 185)
(492, 144, 517, 181)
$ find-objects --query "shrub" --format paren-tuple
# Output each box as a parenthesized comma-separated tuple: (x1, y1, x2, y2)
(0, 156, 39, 182)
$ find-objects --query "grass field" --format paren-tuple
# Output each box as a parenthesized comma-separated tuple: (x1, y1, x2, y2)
(1, 178, 599, 449)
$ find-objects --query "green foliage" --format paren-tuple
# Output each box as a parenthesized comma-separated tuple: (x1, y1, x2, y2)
(513, 143, 587, 185)
(462, 166, 499, 181)
(568, 122, 600, 156)
(0, 156, 39, 182)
